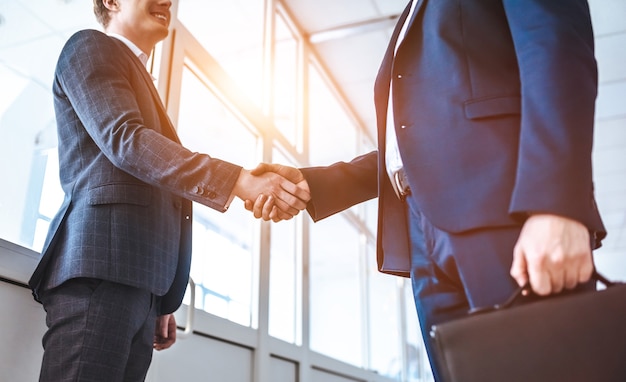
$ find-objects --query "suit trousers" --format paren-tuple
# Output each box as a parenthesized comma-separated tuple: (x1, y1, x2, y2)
(405, 196, 522, 381)
(39, 278, 158, 382)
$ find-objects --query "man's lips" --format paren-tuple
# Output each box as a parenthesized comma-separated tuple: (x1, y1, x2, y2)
(151, 12, 169, 24)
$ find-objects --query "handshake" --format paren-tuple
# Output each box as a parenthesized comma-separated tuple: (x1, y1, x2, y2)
(233, 163, 309, 222)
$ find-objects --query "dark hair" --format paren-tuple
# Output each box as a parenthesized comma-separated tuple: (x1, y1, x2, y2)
(93, 0, 111, 27)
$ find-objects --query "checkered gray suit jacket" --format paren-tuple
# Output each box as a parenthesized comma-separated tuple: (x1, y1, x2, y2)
(29, 30, 241, 314)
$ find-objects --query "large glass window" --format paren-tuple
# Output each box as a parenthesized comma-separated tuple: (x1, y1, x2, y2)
(308, 63, 358, 166)
(268, 203, 301, 343)
(0, 0, 98, 251)
(177, 64, 260, 327)
(273, 13, 299, 146)
(368, 243, 402, 378)
(177, 0, 265, 106)
(309, 216, 364, 366)
(306, 58, 378, 368)
(268, 149, 303, 344)
(30, 149, 64, 251)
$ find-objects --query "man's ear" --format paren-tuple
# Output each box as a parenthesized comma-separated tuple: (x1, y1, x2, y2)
(102, 0, 119, 12)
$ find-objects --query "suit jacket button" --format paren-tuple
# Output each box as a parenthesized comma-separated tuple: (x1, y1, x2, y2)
(192, 186, 202, 194)
(208, 191, 217, 199)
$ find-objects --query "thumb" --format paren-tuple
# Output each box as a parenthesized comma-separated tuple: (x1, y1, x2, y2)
(155, 316, 167, 337)
(250, 163, 272, 176)
(510, 244, 528, 287)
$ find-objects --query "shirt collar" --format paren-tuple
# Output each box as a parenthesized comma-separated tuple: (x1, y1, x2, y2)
(107, 33, 150, 68)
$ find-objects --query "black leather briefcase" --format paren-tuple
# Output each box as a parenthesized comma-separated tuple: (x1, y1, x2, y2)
(430, 272, 626, 382)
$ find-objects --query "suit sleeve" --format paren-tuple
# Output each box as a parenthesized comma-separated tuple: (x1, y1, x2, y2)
(502, 0, 603, 236)
(55, 31, 241, 212)
(301, 151, 378, 221)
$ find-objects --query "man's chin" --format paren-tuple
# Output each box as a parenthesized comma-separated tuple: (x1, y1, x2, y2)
(154, 29, 169, 44)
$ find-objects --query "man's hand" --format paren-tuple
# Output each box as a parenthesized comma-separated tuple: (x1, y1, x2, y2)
(510, 214, 593, 296)
(232, 165, 310, 220)
(154, 313, 177, 351)
(244, 163, 310, 222)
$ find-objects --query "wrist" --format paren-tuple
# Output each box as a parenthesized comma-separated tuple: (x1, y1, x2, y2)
(230, 168, 249, 201)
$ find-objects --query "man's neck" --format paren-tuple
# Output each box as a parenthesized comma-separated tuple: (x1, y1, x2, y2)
(107, 33, 152, 68)
(105, 28, 154, 55)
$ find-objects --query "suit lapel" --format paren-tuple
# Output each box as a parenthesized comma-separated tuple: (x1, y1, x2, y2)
(377, 1, 413, 83)
(377, 0, 426, 84)
(110, 37, 182, 144)
(374, 0, 414, 141)
(404, 0, 426, 39)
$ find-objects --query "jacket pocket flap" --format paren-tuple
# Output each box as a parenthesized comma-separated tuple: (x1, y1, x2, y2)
(89, 183, 151, 206)
(464, 96, 521, 120)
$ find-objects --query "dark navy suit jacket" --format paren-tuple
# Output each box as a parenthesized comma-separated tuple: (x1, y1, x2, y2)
(302, 0, 606, 277)
(29, 30, 243, 314)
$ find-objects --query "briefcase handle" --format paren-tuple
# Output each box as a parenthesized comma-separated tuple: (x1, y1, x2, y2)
(468, 270, 619, 316)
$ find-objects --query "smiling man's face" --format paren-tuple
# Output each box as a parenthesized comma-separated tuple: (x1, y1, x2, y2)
(105, 0, 171, 54)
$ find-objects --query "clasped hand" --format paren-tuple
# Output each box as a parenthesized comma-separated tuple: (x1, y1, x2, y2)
(236, 163, 308, 222)
(510, 214, 594, 296)
(234, 164, 310, 221)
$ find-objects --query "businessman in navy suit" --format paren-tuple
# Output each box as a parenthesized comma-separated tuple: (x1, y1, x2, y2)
(249, 0, 606, 379)
(28, 0, 309, 380)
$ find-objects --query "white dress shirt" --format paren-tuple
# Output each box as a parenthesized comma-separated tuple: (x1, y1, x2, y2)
(107, 33, 150, 68)
(385, 0, 419, 188)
